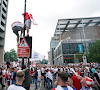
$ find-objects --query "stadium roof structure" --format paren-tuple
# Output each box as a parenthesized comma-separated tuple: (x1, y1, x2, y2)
(54, 17, 100, 37)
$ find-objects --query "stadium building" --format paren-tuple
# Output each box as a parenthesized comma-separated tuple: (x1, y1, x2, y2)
(50, 17, 100, 65)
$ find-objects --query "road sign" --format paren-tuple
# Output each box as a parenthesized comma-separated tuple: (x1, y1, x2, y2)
(83, 55, 87, 64)
(20, 37, 32, 58)
(17, 38, 30, 58)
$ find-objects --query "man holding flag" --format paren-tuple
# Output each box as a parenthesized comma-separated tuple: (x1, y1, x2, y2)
(22, 12, 37, 37)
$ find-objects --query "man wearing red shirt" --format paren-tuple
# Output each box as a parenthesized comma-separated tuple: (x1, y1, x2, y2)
(72, 74, 81, 90)
(22, 12, 31, 37)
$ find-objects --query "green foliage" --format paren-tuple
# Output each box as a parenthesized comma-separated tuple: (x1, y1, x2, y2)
(4, 49, 18, 62)
(75, 53, 83, 62)
(4, 51, 9, 62)
(87, 40, 100, 63)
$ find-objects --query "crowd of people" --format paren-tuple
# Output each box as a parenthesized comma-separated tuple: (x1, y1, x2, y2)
(0, 61, 100, 90)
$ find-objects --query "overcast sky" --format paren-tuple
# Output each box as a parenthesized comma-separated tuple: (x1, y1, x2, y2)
(5, 0, 100, 59)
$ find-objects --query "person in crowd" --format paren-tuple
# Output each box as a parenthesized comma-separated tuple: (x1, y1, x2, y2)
(31, 67, 35, 84)
(46, 69, 53, 89)
(37, 67, 41, 87)
(7, 68, 11, 86)
(41, 66, 45, 76)
(2, 67, 7, 87)
(30, 68, 34, 84)
(11, 21, 24, 44)
(71, 70, 81, 90)
(6, 60, 11, 69)
(7, 70, 26, 90)
(53, 67, 58, 79)
(0, 67, 3, 88)
(11, 68, 16, 84)
(66, 77, 76, 90)
(91, 66, 96, 75)
(22, 65, 31, 90)
(43, 69, 47, 88)
(94, 67, 100, 89)
(22, 12, 31, 37)
(85, 65, 90, 76)
(80, 76, 94, 90)
(33, 68, 38, 90)
(52, 72, 73, 90)
(84, 68, 89, 77)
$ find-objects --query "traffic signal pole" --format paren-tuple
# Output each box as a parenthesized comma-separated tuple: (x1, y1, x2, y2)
(22, 0, 27, 69)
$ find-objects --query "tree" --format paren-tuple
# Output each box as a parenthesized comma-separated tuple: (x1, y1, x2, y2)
(4, 51, 10, 62)
(75, 53, 83, 62)
(4, 49, 18, 62)
(87, 40, 100, 63)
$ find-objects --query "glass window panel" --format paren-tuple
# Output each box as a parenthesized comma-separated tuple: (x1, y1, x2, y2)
(58, 21, 68, 24)
(77, 24, 85, 27)
(67, 24, 76, 28)
(88, 23, 96, 26)
(70, 20, 79, 23)
(57, 25, 66, 28)
(92, 19, 100, 22)
(81, 19, 90, 23)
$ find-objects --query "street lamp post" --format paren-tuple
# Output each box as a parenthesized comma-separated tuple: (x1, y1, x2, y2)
(24, 0, 26, 36)
(22, 0, 27, 69)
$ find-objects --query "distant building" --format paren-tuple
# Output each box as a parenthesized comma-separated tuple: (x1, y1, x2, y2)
(48, 51, 51, 64)
(0, 0, 9, 63)
(30, 50, 45, 61)
(52, 17, 100, 65)
(50, 36, 59, 65)
(54, 39, 95, 65)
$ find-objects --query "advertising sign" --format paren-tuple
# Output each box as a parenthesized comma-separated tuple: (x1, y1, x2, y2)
(78, 44, 83, 53)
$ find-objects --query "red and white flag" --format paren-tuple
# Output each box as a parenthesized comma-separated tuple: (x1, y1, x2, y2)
(29, 14, 37, 25)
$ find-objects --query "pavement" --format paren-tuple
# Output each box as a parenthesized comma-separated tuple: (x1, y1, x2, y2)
(30, 78, 56, 90)
(0, 79, 56, 90)
(0, 80, 99, 90)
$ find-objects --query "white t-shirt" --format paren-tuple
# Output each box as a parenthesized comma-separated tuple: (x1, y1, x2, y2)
(47, 71, 53, 81)
(55, 85, 73, 90)
(7, 84, 26, 90)
(11, 21, 24, 28)
(41, 68, 45, 73)
(85, 67, 90, 72)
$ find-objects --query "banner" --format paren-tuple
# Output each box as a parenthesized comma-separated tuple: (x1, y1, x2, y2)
(78, 44, 83, 53)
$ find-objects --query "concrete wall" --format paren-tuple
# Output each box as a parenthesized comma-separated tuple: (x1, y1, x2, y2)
(0, 0, 9, 63)
(61, 26, 100, 40)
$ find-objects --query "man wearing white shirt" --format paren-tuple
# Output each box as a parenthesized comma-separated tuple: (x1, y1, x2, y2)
(7, 70, 26, 90)
(2, 67, 6, 87)
(11, 21, 24, 44)
(46, 69, 53, 89)
(52, 72, 73, 90)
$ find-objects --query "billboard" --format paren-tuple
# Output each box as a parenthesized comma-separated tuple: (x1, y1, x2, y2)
(30, 51, 45, 61)
(78, 44, 83, 53)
